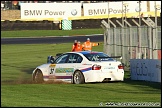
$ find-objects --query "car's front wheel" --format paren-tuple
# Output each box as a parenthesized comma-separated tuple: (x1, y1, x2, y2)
(73, 71, 85, 84)
(33, 69, 44, 83)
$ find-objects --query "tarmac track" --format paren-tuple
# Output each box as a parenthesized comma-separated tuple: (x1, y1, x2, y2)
(1, 34, 104, 44)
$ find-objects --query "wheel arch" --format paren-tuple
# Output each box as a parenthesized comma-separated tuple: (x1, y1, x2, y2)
(72, 69, 85, 84)
(32, 68, 43, 81)
(73, 69, 84, 77)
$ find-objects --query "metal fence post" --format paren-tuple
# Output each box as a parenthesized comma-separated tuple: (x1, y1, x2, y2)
(124, 20, 132, 62)
(101, 20, 110, 55)
(132, 19, 141, 59)
(146, 18, 157, 59)
(142, 18, 153, 59)
(109, 20, 117, 57)
(116, 20, 125, 64)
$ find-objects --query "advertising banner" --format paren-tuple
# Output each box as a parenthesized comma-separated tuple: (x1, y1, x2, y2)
(83, 1, 147, 17)
(21, 3, 81, 19)
(130, 59, 161, 82)
(150, 1, 161, 12)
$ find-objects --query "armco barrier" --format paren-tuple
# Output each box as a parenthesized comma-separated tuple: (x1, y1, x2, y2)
(130, 59, 161, 83)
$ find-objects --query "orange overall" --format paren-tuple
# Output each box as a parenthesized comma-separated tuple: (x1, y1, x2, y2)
(82, 40, 99, 51)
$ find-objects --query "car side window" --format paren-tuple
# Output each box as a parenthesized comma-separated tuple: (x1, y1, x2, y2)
(55, 54, 69, 63)
(67, 54, 83, 63)
(67, 54, 76, 63)
(84, 53, 114, 61)
(76, 55, 82, 63)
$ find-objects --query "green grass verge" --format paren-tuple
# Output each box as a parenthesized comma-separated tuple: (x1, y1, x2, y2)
(1, 29, 104, 38)
(1, 43, 161, 107)
(1, 82, 161, 107)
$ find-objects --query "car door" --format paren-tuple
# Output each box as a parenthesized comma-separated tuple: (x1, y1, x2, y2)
(53, 53, 74, 82)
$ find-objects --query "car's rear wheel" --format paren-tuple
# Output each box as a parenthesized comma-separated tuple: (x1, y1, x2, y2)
(73, 71, 85, 84)
(33, 70, 44, 83)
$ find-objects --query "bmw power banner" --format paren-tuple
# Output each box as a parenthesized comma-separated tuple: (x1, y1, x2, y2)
(83, 1, 148, 17)
(20, 3, 81, 19)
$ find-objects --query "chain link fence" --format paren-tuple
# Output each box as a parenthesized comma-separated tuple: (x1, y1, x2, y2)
(102, 18, 161, 69)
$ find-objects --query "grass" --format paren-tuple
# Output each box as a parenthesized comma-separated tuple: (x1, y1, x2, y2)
(1, 82, 161, 107)
(1, 43, 161, 107)
(1, 28, 104, 38)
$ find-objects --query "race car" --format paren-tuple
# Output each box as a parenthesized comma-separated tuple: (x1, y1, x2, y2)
(32, 51, 124, 84)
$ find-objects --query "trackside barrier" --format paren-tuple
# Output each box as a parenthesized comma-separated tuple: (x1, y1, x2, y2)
(101, 18, 161, 69)
(130, 59, 161, 83)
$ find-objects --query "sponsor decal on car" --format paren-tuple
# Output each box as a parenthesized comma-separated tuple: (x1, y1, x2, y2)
(104, 67, 115, 69)
(55, 68, 74, 73)
(81, 67, 92, 72)
(49, 64, 56, 67)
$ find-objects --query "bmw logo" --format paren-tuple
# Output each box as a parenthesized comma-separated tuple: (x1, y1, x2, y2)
(71, 9, 77, 16)
(135, 6, 141, 12)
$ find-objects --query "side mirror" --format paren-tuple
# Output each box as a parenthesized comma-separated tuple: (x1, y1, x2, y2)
(47, 55, 55, 63)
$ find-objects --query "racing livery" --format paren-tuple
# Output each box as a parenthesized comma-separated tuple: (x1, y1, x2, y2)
(32, 51, 124, 84)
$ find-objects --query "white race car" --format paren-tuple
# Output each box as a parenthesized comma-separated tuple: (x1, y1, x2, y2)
(32, 51, 124, 84)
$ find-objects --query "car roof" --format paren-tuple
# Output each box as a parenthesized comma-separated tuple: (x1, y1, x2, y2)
(67, 51, 103, 54)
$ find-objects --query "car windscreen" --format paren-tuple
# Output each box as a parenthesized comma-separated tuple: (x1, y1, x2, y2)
(83, 52, 115, 61)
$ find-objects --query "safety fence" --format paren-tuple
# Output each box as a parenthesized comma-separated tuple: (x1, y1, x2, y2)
(101, 17, 161, 68)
